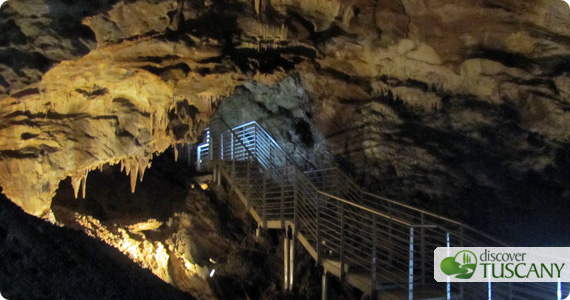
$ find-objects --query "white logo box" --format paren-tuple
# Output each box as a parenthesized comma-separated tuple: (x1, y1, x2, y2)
(434, 247, 570, 283)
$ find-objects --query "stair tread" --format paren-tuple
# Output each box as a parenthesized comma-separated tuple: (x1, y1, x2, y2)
(200, 121, 514, 299)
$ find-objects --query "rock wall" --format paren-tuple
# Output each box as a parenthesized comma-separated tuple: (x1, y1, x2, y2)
(1, 0, 570, 240)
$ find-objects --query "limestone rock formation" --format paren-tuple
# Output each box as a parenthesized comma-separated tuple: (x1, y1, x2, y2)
(2, 0, 570, 299)
(0, 0, 570, 252)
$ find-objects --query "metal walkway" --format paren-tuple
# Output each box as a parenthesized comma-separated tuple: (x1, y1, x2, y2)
(196, 118, 561, 300)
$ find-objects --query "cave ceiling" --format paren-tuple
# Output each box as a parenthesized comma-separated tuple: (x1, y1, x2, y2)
(0, 0, 570, 222)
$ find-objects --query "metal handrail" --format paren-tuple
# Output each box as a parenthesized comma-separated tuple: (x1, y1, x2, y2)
(317, 191, 412, 227)
(196, 118, 560, 300)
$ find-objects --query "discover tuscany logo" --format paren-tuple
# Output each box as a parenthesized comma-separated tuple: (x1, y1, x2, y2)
(434, 247, 570, 283)
(440, 250, 478, 279)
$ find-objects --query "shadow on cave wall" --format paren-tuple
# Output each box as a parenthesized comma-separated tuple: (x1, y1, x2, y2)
(49, 146, 344, 300)
(0, 188, 193, 300)
(52, 148, 194, 222)
(334, 94, 570, 246)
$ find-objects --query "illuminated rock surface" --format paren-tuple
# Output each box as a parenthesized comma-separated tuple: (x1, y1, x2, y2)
(1, 0, 570, 298)
(0, 193, 193, 300)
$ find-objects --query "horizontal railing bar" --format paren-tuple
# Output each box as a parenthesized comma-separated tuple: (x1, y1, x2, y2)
(317, 191, 413, 226)
(197, 118, 541, 299)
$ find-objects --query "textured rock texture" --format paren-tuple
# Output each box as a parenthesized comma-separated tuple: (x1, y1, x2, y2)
(2, 0, 570, 298)
(0, 0, 569, 254)
(48, 152, 328, 300)
(0, 192, 194, 300)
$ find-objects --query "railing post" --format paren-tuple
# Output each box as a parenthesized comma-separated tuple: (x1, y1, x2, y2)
(371, 214, 377, 299)
(293, 168, 299, 235)
(333, 169, 340, 196)
(488, 277, 492, 300)
(421, 214, 426, 285)
(208, 126, 213, 163)
(269, 142, 273, 169)
(558, 279, 562, 300)
(280, 171, 285, 228)
(217, 161, 221, 185)
(284, 232, 290, 291)
(262, 170, 267, 229)
(253, 124, 258, 159)
(322, 271, 328, 300)
(230, 133, 234, 160)
(246, 153, 251, 210)
(388, 202, 394, 263)
(316, 193, 321, 263)
(289, 227, 295, 290)
(340, 201, 345, 282)
(409, 227, 414, 300)
(459, 226, 464, 298)
(220, 130, 224, 160)
(212, 162, 217, 185)
(231, 134, 236, 183)
(446, 232, 451, 300)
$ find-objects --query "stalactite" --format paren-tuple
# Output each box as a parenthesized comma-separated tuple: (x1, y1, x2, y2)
(254, 0, 261, 16)
(138, 158, 148, 182)
(173, 143, 179, 162)
(81, 169, 88, 199)
(130, 165, 138, 193)
(71, 173, 81, 199)
(150, 112, 154, 135)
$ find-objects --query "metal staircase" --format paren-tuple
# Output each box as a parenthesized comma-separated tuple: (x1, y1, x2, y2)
(196, 118, 562, 300)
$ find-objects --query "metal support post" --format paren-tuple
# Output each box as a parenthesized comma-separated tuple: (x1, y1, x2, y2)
(293, 170, 298, 233)
(340, 201, 345, 282)
(316, 193, 321, 263)
(557, 279, 562, 300)
(284, 234, 290, 291)
(388, 202, 394, 263)
(409, 227, 414, 300)
(371, 214, 377, 299)
(245, 155, 251, 210)
(459, 226, 465, 298)
(216, 162, 221, 185)
(280, 176, 285, 228)
(420, 215, 426, 284)
(262, 170, 267, 229)
(321, 271, 328, 300)
(446, 232, 451, 300)
(289, 228, 295, 290)
(231, 135, 236, 182)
